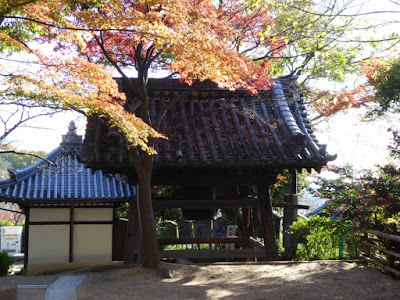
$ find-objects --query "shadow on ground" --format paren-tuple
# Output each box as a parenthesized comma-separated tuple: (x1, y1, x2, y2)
(74, 261, 399, 300)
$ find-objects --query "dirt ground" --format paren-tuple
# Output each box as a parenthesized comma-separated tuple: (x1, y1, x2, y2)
(0, 261, 399, 299)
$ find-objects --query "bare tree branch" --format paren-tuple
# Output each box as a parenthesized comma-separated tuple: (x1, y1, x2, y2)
(0, 150, 54, 165)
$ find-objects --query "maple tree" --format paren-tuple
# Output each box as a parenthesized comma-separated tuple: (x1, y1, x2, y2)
(308, 56, 400, 120)
(1, 0, 288, 269)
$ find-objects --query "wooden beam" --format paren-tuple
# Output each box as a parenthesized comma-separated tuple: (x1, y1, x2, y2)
(158, 237, 246, 245)
(29, 221, 113, 225)
(153, 199, 259, 209)
(361, 229, 400, 244)
(17, 199, 128, 206)
(272, 203, 309, 209)
(360, 240, 400, 260)
(361, 254, 400, 277)
(152, 198, 308, 210)
(151, 170, 277, 186)
(159, 248, 266, 259)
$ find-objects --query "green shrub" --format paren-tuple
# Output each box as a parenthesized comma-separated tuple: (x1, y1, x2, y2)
(290, 215, 358, 261)
(0, 251, 14, 276)
(0, 220, 13, 227)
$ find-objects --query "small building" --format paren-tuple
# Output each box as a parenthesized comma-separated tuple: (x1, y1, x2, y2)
(0, 123, 135, 274)
(80, 77, 336, 260)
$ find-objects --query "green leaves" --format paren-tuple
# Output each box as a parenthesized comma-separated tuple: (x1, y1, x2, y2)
(311, 164, 400, 232)
(290, 215, 357, 260)
(246, 0, 370, 83)
(364, 57, 400, 113)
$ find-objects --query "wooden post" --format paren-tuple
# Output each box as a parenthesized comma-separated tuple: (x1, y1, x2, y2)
(112, 202, 117, 260)
(69, 204, 74, 263)
(242, 207, 254, 262)
(363, 232, 370, 257)
(283, 194, 298, 258)
(257, 182, 278, 260)
(23, 206, 30, 275)
(384, 224, 396, 271)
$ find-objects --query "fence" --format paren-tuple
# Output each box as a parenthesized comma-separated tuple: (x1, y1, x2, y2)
(359, 228, 400, 277)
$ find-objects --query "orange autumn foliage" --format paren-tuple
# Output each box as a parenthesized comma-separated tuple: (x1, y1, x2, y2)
(310, 85, 374, 117)
(2, 0, 283, 153)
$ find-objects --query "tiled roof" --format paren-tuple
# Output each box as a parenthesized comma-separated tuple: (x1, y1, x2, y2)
(80, 77, 335, 180)
(0, 133, 135, 205)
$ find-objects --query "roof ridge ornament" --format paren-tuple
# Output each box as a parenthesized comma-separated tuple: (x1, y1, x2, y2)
(62, 121, 82, 143)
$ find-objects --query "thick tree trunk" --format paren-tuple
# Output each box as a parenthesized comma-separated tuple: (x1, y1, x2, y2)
(125, 63, 159, 269)
(124, 196, 142, 264)
(126, 151, 159, 269)
(137, 170, 159, 269)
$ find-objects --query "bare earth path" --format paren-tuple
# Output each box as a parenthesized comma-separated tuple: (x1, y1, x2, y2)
(0, 261, 399, 299)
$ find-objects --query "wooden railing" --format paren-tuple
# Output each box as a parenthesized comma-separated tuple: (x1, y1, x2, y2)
(158, 236, 266, 259)
(359, 228, 400, 277)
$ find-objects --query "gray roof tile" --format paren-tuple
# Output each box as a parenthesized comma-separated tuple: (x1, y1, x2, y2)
(0, 135, 135, 205)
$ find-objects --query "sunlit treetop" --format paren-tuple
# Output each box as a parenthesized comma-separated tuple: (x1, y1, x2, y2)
(1, 0, 287, 153)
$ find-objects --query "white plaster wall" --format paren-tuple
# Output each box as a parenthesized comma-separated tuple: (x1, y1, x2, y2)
(29, 225, 69, 264)
(73, 224, 112, 262)
(74, 208, 113, 222)
(30, 208, 69, 222)
(28, 207, 113, 267)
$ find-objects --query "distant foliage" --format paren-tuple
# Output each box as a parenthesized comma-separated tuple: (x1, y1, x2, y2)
(0, 158, 11, 178)
(270, 170, 309, 203)
(388, 128, 400, 160)
(311, 165, 400, 233)
(361, 57, 400, 114)
(0, 144, 48, 178)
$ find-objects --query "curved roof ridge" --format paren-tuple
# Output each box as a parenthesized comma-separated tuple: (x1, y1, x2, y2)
(271, 79, 304, 140)
(0, 132, 136, 204)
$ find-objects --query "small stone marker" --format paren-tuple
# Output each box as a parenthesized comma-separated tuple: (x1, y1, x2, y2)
(194, 220, 211, 238)
(178, 220, 193, 238)
(164, 221, 178, 239)
(213, 218, 228, 237)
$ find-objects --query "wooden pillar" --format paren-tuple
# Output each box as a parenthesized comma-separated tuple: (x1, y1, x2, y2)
(283, 194, 298, 258)
(257, 182, 278, 260)
(125, 185, 142, 264)
(283, 170, 298, 258)
(69, 204, 74, 263)
(363, 232, 370, 257)
(112, 202, 117, 261)
(242, 207, 254, 262)
(23, 206, 30, 275)
(291, 170, 298, 194)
